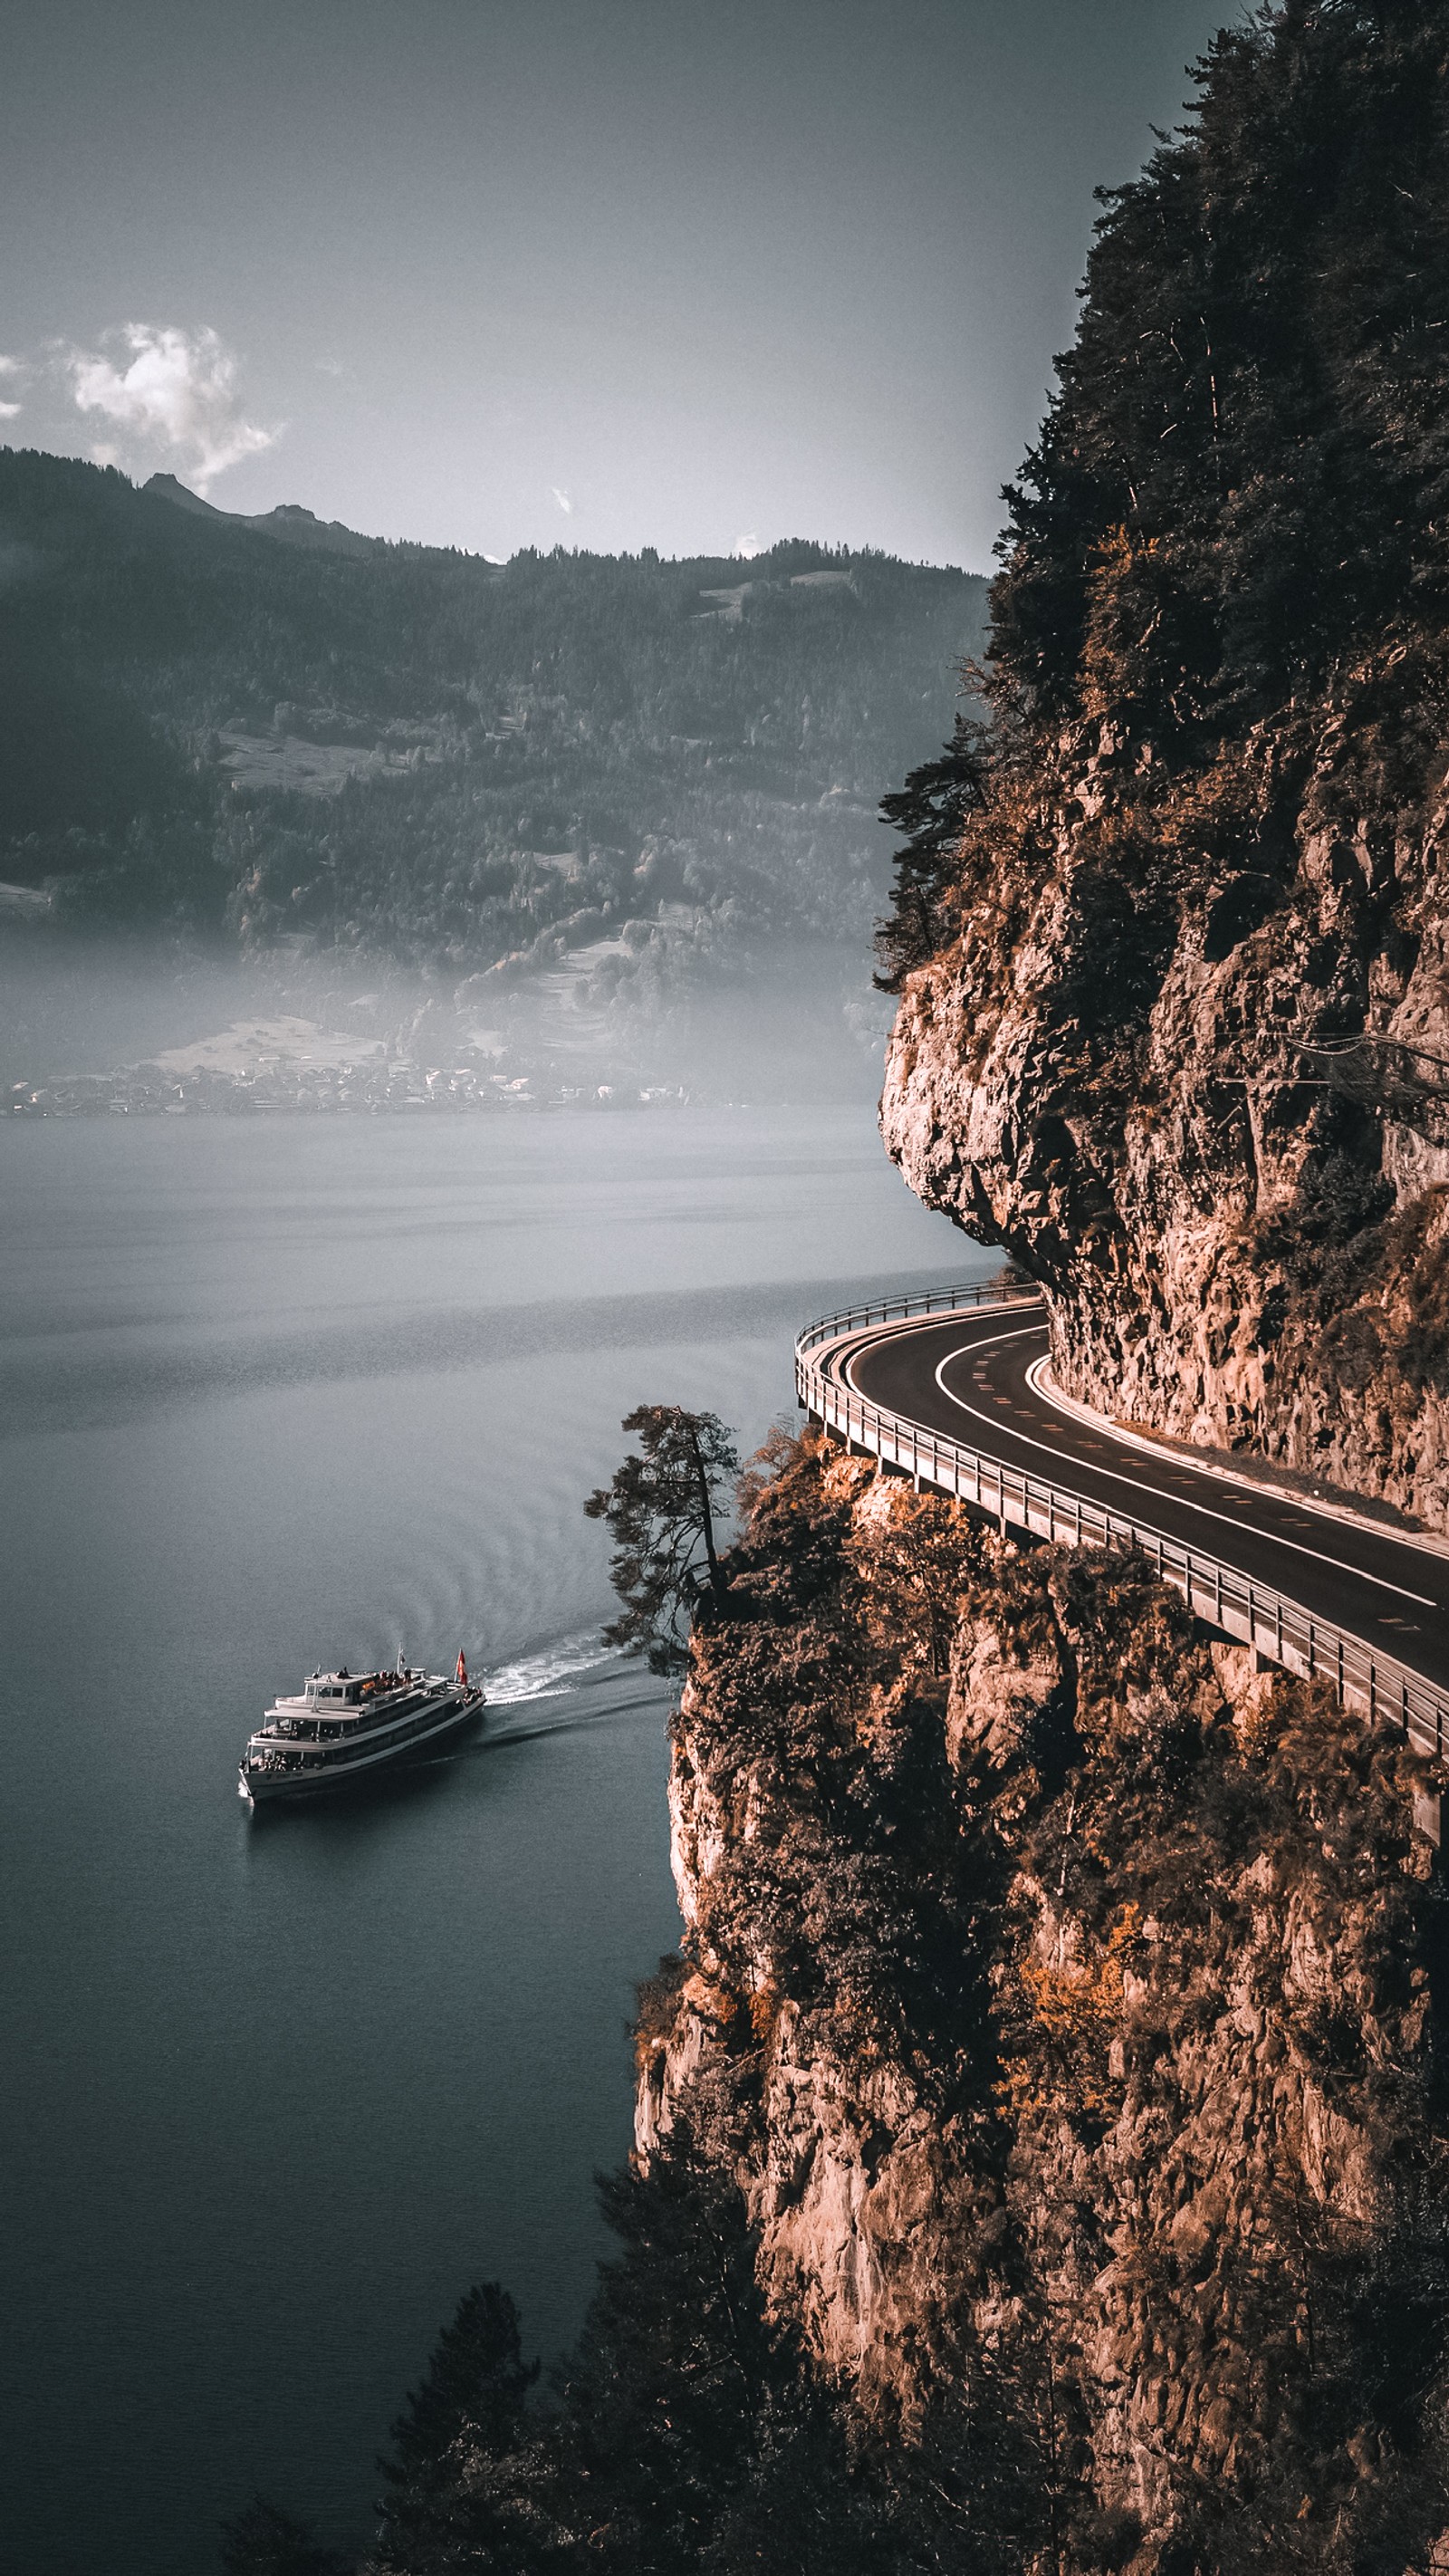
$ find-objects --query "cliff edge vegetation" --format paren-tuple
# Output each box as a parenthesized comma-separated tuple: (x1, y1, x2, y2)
(635, 1437, 1449, 2573)
(878, 1, 1449, 1527)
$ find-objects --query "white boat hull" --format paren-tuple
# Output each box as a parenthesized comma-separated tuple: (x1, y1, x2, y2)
(239, 1687, 484, 1807)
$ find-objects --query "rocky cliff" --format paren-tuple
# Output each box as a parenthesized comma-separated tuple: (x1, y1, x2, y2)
(638, 1438, 1449, 2570)
(878, 4, 1449, 1530)
(880, 639, 1449, 1533)
(633, 14, 1449, 2569)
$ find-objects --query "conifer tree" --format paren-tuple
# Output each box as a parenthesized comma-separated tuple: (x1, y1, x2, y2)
(219, 2497, 351, 2576)
(369, 2283, 539, 2573)
(584, 1406, 740, 1672)
(874, 709, 990, 990)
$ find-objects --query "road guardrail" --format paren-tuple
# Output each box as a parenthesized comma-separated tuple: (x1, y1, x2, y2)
(796, 1279, 1449, 1765)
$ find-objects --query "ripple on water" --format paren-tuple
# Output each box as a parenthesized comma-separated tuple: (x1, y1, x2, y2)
(0, 1107, 979, 2576)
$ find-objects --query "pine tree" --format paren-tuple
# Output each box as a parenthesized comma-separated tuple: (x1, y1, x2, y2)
(874, 710, 990, 990)
(219, 2497, 351, 2576)
(370, 2283, 539, 2572)
(583, 1406, 740, 1672)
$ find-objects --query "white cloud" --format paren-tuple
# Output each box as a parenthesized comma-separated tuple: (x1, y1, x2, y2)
(65, 324, 276, 494)
(734, 531, 762, 559)
(0, 355, 23, 378)
(552, 485, 573, 515)
(0, 401, 21, 421)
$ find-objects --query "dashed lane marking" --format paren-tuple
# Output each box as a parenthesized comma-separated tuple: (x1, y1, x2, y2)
(842, 1324, 1441, 1615)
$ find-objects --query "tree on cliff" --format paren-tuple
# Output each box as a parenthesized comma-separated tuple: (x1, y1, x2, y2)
(874, 707, 990, 991)
(585, 1405, 740, 1672)
(986, 0, 1449, 734)
(871, 0, 1449, 1525)
(877, 0, 1449, 1001)
(219, 2498, 352, 2576)
(349, 2129, 907, 2576)
(370, 2283, 539, 2572)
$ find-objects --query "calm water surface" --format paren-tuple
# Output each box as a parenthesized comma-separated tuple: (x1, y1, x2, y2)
(0, 1106, 981, 2576)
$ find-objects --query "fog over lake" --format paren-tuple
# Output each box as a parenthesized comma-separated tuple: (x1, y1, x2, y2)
(0, 1101, 986, 2576)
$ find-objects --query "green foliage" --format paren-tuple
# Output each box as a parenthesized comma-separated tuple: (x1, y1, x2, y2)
(875, 5, 1449, 1009)
(546, 2140, 789, 2562)
(584, 1405, 739, 1673)
(693, 1440, 999, 2067)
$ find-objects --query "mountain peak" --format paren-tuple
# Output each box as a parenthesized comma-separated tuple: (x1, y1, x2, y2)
(142, 473, 376, 557)
(142, 471, 227, 519)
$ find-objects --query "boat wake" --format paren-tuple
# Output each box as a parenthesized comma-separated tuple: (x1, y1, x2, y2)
(480, 1629, 622, 1706)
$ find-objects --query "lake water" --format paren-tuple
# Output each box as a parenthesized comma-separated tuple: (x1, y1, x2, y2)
(0, 1105, 983, 2576)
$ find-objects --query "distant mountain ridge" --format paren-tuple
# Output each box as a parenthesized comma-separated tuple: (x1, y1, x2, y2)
(141, 471, 379, 558)
(0, 447, 987, 1027)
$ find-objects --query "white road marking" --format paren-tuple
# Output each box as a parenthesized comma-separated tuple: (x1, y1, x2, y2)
(836, 1317, 1438, 1613)
(1025, 1350, 1449, 1567)
(916, 1331, 1437, 1610)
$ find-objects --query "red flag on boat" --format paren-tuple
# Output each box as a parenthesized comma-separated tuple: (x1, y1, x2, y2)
(456, 1648, 468, 1687)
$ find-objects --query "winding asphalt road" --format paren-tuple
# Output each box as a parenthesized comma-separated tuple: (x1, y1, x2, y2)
(826, 1301, 1449, 1700)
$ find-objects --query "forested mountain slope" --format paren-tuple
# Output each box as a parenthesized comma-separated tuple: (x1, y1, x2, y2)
(0, 450, 984, 1016)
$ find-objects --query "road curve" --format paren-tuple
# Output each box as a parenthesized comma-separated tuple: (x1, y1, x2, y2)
(799, 1286, 1449, 1764)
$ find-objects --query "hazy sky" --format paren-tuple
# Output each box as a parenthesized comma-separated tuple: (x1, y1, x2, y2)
(0, 0, 1232, 567)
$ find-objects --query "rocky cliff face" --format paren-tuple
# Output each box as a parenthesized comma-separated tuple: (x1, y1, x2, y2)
(875, 4, 1449, 1531)
(637, 1440, 1449, 2569)
(633, 15, 1449, 2565)
(880, 685, 1449, 1528)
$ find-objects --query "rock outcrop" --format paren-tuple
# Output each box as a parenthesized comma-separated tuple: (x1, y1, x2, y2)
(633, 14, 1449, 2565)
(877, 3, 1449, 1531)
(880, 690, 1449, 1527)
(636, 1442, 1449, 2568)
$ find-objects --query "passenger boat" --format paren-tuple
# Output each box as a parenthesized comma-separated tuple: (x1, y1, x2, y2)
(238, 1653, 485, 1807)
